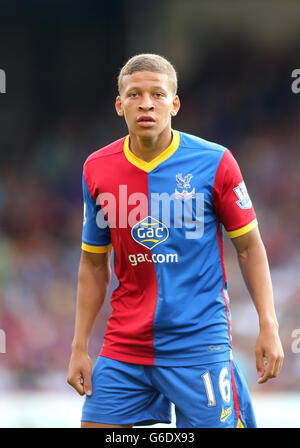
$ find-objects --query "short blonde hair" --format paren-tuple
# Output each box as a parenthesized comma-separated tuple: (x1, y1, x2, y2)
(118, 53, 178, 95)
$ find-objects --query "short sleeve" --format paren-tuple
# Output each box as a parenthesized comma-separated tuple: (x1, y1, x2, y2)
(212, 149, 257, 238)
(81, 171, 112, 253)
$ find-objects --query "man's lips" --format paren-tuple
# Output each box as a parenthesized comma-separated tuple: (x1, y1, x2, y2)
(137, 116, 156, 127)
(137, 116, 155, 123)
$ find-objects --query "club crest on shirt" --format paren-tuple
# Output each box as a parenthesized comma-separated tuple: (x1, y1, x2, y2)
(233, 181, 252, 209)
(175, 173, 196, 199)
(131, 216, 169, 249)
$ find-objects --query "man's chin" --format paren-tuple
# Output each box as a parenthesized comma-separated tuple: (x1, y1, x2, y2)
(131, 124, 170, 139)
(132, 127, 159, 138)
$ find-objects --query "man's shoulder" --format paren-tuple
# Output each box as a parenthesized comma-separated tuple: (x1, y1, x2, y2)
(84, 136, 126, 168)
(179, 130, 228, 155)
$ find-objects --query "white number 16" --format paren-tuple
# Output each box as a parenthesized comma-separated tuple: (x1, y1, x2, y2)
(201, 367, 231, 407)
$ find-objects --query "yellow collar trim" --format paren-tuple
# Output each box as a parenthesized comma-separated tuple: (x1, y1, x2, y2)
(123, 130, 180, 173)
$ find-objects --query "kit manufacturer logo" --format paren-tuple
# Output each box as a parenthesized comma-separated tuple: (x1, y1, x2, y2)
(220, 407, 232, 422)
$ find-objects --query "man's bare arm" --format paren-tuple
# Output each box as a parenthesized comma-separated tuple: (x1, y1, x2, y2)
(67, 250, 112, 395)
(231, 226, 284, 384)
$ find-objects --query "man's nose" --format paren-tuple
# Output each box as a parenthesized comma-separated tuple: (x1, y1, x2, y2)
(139, 94, 154, 110)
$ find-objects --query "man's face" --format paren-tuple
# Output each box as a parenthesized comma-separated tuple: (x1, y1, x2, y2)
(115, 71, 180, 138)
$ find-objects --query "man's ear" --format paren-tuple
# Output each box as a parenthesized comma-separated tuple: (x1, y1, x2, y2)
(115, 96, 124, 116)
(171, 95, 180, 117)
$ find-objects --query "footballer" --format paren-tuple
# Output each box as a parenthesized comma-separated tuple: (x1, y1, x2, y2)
(67, 54, 284, 428)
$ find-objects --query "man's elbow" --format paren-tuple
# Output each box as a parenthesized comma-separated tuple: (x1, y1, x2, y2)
(233, 227, 265, 260)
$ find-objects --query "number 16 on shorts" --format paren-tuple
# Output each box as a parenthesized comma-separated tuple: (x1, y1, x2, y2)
(201, 367, 231, 407)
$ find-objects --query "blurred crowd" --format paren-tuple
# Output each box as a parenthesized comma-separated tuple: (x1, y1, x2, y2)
(0, 37, 300, 392)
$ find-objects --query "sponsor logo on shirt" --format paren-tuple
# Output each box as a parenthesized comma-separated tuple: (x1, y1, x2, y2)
(131, 216, 169, 249)
(128, 252, 178, 266)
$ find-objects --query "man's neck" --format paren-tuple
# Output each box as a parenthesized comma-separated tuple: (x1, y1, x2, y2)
(128, 128, 173, 163)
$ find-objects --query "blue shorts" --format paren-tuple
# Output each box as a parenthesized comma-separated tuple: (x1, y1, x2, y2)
(81, 355, 257, 428)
